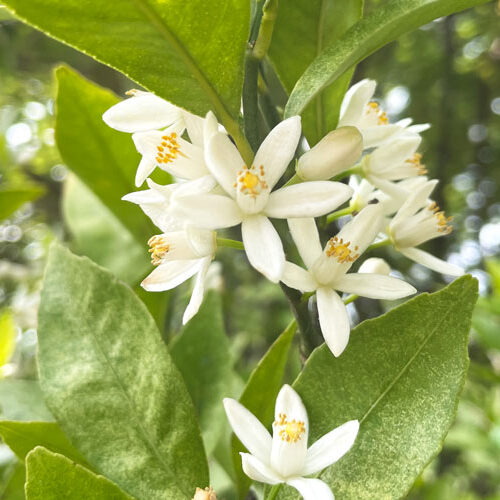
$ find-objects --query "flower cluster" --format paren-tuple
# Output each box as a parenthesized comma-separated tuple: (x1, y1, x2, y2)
(103, 79, 463, 500)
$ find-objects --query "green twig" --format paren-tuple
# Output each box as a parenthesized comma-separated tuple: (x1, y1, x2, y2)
(366, 238, 391, 252)
(216, 237, 245, 250)
(326, 205, 356, 224)
(343, 294, 358, 305)
(332, 164, 362, 181)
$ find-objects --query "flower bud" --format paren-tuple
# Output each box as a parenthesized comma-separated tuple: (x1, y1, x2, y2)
(296, 126, 363, 181)
(192, 486, 216, 500)
(358, 257, 391, 275)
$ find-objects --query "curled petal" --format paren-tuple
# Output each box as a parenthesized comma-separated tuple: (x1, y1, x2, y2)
(240, 453, 282, 485)
(141, 260, 201, 292)
(338, 79, 376, 128)
(399, 247, 464, 276)
(286, 477, 335, 500)
(182, 257, 211, 324)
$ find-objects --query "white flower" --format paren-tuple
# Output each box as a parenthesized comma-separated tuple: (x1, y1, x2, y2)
(388, 180, 464, 276)
(174, 117, 353, 282)
(282, 205, 416, 356)
(103, 91, 218, 186)
(142, 226, 216, 324)
(338, 79, 429, 149)
(224, 385, 359, 500)
(358, 257, 391, 275)
(296, 126, 363, 181)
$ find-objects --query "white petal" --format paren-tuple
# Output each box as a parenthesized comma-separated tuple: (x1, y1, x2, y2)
(240, 453, 282, 485)
(271, 385, 309, 478)
(391, 179, 438, 227)
(122, 188, 167, 205)
(334, 273, 416, 300)
(316, 287, 350, 357)
(206, 131, 244, 197)
(281, 262, 317, 292)
(223, 399, 272, 464)
(286, 477, 335, 500)
(288, 218, 322, 269)
(241, 215, 285, 283)
(303, 420, 359, 475)
(173, 194, 243, 230)
(171, 175, 217, 199)
(338, 79, 376, 127)
(141, 260, 201, 291)
(203, 111, 219, 144)
(254, 116, 301, 190)
(102, 93, 181, 132)
(399, 247, 464, 276)
(265, 182, 353, 219)
(368, 135, 421, 173)
(183, 111, 205, 146)
(182, 257, 211, 324)
(358, 257, 391, 275)
(362, 124, 403, 149)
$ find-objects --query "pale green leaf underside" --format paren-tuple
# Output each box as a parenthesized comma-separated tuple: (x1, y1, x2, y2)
(285, 0, 490, 118)
(25, 447, 134, 500)
(277, 276, 478, 500)
(2, 0, 249, 121)
(37, 244, 208, 500)
(0, 379, 53, 422)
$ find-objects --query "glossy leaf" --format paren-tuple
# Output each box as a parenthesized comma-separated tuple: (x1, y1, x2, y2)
(285, 0, 490, 118)
(171, 291, 232, 456)
(0, 186, 44, 221)
(277, 276, 478, 500)
(55, 66, 154, 244)
(0, 380, 53, 422)
(62, 174, 150, 285)
(232, 320, 296, 499)
(25, 447, 133, 500)
(0, 421, 88, 466)
(3, 0, 249, 123)
(37, 243, 208, 500)
(269, 0, 363, 144)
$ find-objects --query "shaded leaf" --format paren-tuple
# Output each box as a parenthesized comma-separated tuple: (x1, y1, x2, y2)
(0, 380, 53, 422)
(37, 243, 208, 500)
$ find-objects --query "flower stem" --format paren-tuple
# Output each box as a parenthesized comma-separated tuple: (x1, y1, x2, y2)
(216, 237, 245, 250)
(326, 205, 355, 224)
(266, 483, 283, 500)
(366, 238, 391, 252)
(332, 164, 362, 181)
(343, 294, 358, 305)
(283, 172, 302, 187)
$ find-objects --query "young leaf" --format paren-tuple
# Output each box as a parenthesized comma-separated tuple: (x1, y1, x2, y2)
(232, 320, 296, 499)
(277, 276, 478, 500)
(170, 291, 232, 456)
(285, 0, 490, 118)
(25, 447, 134, 500)
(55, 66, 154, 244)
(0, 186, 45, 221)
(3, 0, 249, 129)
(0, 421, 88, 466)
(37, 243, 208, 500)
(62, 174, 150, 285)
(269, 0, 363, 144)
(0, 380, 53, 422)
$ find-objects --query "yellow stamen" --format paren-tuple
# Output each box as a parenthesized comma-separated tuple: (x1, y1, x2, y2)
(325, 237, 359, 263)
(237, 165, 268, 197)
(405, 153, 427, 175)
(274, 413, 306, 443)
(155, 132, 187, 165)
(148, 235, 170, 265)
(367, 101, 389, 125)
(428, 203, 453, 234)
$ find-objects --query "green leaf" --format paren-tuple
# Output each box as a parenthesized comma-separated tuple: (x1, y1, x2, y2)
(472, 297, 500, 351)
(0, 380, 53, 422)
(55, 66, 154, 244)
(485, 259, 500, 296)
(269, 0, 363, 144)
(0, 310, 16, 367)
(170, 291, 232, 456)
(25, 447, 134, 500)
(62, 174, 150, 285)
(277, 276, 478, 500)
(3, 0, 249, 133)
(0, 187, 45, 221)
(0, 421, 88, 466)
(232, 320, 296, 499)
(38, 243, 208, 500)
(285, 0, 490, 118)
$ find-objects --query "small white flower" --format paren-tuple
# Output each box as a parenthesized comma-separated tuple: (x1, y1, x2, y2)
(338, 79, 429, 149)
(358, 257, 391, 275)
(142, 226, 216, 324)
(296, 126, 363, 181)
(103, 91, 218, 186)
(224, 384, 359, 500)
(174, 117, 353, 282)
(282, 205, 416, 356)
(388, 180, 464, 276)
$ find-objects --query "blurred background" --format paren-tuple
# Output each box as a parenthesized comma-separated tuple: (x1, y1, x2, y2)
(0, 1, 499, 498)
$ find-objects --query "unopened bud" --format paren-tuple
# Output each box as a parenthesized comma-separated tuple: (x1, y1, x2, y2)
(358, 257, 391, 275)
(192, 486, 216, 500)
(296, 126, 363, 181)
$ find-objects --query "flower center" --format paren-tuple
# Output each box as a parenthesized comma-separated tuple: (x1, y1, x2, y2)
(428, 202, 453, 234)
(274, 413, 306, 443)
(148, 235, 170, 265)
(155, 132, 186, 165)
(405, 153, 427, 175)
(366, 101, 389, 125)
(235, 165, 268, 197)
(325, 237, 359, 263)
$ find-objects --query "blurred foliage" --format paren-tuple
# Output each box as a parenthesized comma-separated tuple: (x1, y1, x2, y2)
(0, 1, 499, 499)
